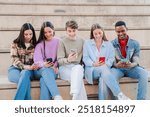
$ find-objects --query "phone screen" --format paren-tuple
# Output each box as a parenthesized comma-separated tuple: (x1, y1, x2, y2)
(99, 57, 105, 62)
(46, 58, 53, 63)
(70, 49, 77, 55)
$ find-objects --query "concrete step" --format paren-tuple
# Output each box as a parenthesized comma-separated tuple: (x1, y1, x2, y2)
(0, 16, 150, 30)
(0, 1, 150, 50)
(0, 30, 150, 49)
(0, 77, 98, 100)
(0, 4, 150, 16)
(0, 76, 150, 100)
(1, 0, 150, 5)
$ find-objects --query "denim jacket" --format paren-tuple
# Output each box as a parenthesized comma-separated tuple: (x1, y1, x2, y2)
(111, 37, 140, 67)
(83, 39, 115, 84)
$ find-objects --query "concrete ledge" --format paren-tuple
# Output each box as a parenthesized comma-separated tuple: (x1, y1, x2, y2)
(0, 75, 150, 100)
(1, 4, 150, 16)
(0, 31, 150, 52)
(0, 77, 98, 100)
(1, 0, 150, 6)
(1, 16, 150, 30)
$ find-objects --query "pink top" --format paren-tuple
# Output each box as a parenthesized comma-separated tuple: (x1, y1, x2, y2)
(34, 37, 60, 68)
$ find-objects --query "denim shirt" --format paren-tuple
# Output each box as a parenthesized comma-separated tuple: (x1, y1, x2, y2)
(111, 37, 140, 67)
(83, 39, 115, 84)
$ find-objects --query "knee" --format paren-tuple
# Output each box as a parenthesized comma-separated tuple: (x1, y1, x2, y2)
(101, 69, 112, 78)
(74, 65, 84, 76)
(20, 70, 32, 78)
(8, 73, 19, 83)
(72, 65, 84, 72)
(138, 70, 149, 81)
(8, 66, 20, 83)
(8, 77, 19, 83)
(41, 67, 54, 73)
(40, 68, 55, 79)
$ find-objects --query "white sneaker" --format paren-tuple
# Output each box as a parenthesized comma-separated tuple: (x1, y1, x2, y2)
(117, 92, 131, 100)
(72, 94, 78, 100)
(54, 95, 63, 100)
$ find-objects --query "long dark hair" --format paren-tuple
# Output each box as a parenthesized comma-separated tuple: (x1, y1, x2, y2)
(37, 21, 55, 44)
(13, 23, 36, 48)
(37, 21, 55, 59)
(90, 23, 108, 41)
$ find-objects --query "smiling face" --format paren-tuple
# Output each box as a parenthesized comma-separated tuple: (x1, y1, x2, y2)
(93, 28, 104, 41)
(24, 29, 33, 43)
(115, 25, 128, 39)
(66, 27, 77, 40)
(44, 27, 54, 40)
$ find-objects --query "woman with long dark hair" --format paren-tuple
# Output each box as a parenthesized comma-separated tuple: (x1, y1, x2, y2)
(8, 23, 39, 100)
(34, 21, 62, 100)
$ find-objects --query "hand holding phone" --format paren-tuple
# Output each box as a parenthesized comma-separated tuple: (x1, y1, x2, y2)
(31, 64, 39, 70)
(44, 58, 54, 68)
(120, 59, 129, 64)
(99, 57, 105, 63)
(46, 58, 53, 63)
(70, 49, 77, 55)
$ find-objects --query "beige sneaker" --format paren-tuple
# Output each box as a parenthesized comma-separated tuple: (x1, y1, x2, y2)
(54, 95, 63, 100)
(117, 92, 131, 100)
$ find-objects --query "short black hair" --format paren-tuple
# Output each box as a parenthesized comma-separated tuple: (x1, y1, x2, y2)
(115, 21, 126, 27)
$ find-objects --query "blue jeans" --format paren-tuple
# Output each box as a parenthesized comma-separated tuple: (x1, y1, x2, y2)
(37, 67, 60, 100)
(93, 65, 121, 100)
(8, 66, 39, 100)
(111, 66, 148, 100)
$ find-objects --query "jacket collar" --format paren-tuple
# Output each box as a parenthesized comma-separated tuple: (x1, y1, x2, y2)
(90, 39, 107, 47)
(115, 36, 131, 47)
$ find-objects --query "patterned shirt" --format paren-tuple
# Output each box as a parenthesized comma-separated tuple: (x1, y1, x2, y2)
(10, 42, 34, 69)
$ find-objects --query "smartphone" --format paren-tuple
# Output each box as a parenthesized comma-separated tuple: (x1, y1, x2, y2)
(70, 49, 77, 55)
(120, 59, 129, 63)
(99, 57, 105, 63)
(46, 58, 53, 63)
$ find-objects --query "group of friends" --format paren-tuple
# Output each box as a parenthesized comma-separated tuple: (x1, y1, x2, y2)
(7, 20, 149, 100)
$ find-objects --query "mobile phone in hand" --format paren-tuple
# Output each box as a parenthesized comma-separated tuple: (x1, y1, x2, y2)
(99, 57, 105, 63)
(120, 59, 129, 63)
(70, 49, 77, 55)
(46, 58, 53, 63)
